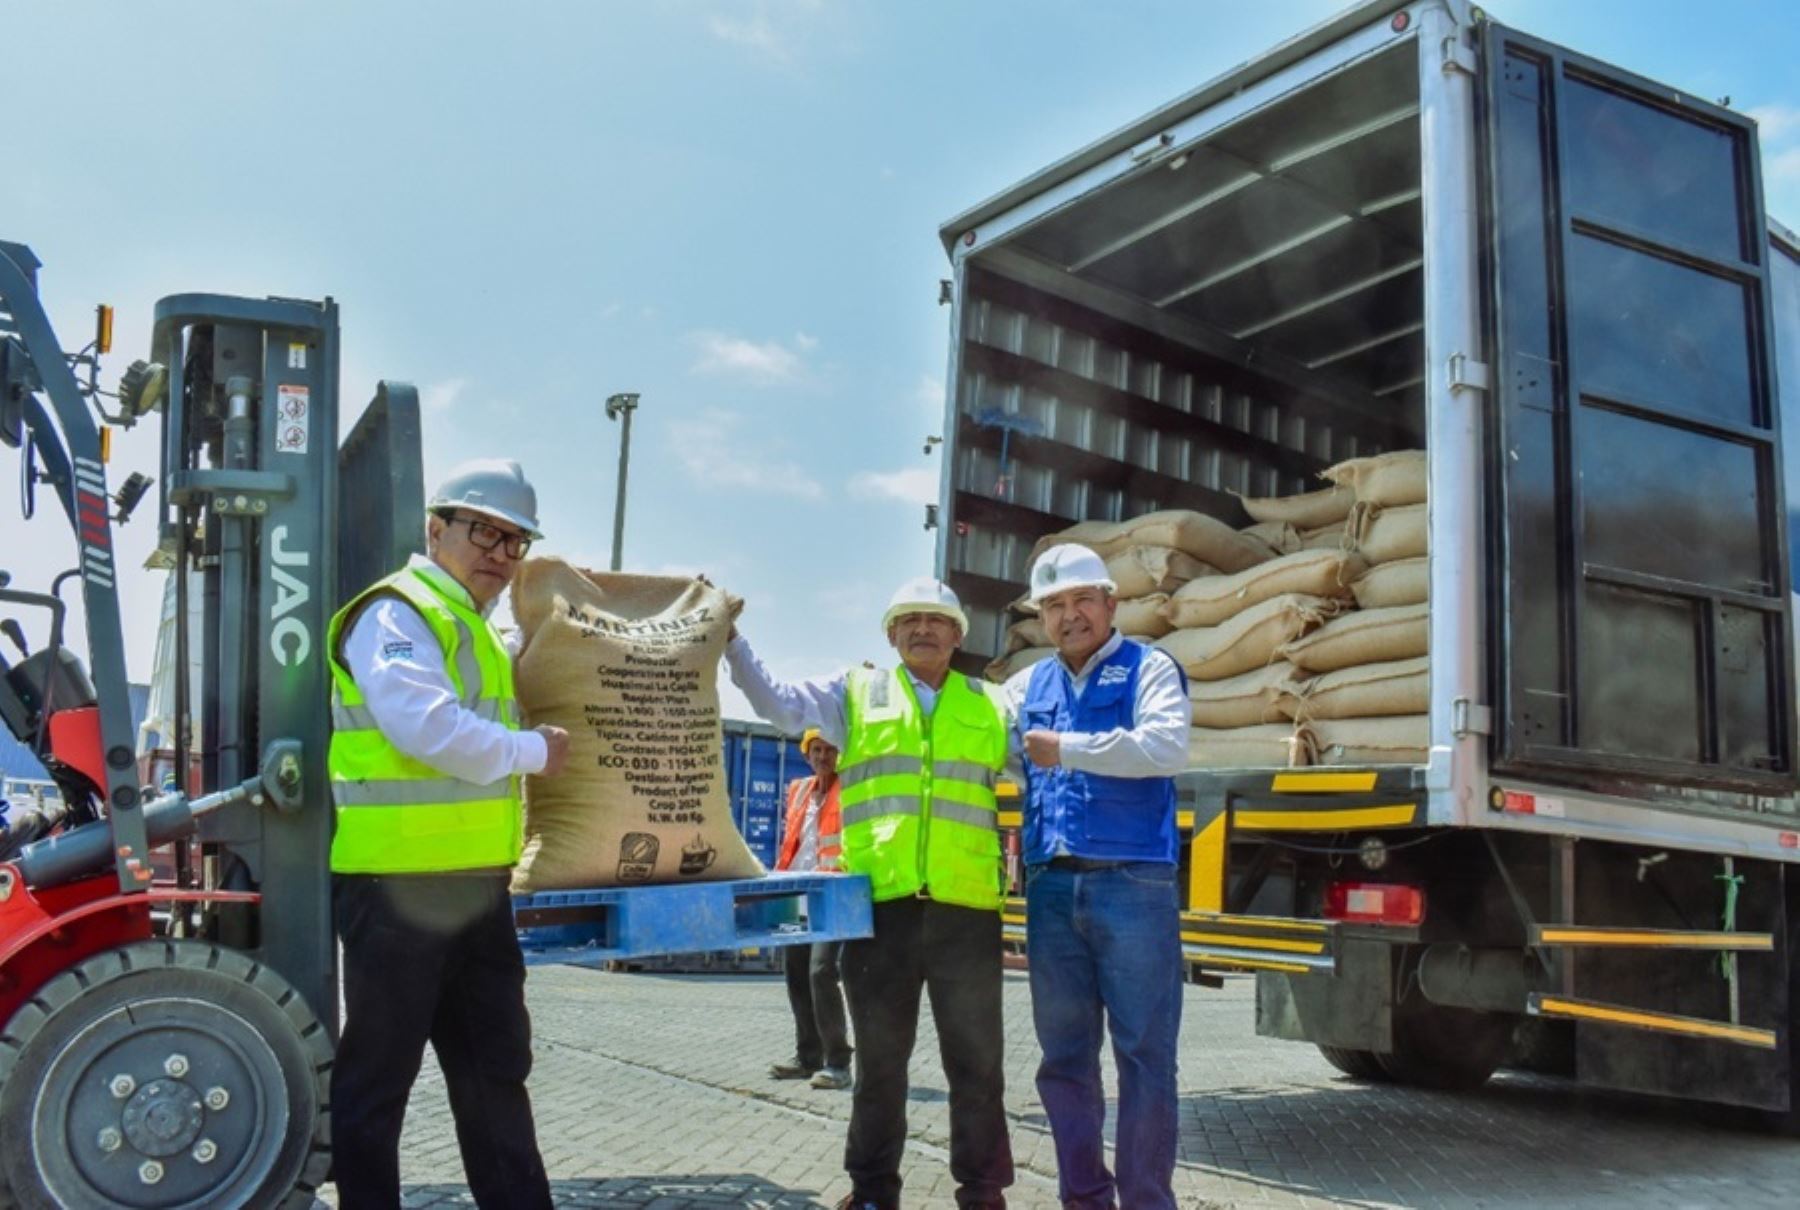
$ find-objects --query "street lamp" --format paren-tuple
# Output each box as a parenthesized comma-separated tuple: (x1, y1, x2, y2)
(604, 393, 640, 572)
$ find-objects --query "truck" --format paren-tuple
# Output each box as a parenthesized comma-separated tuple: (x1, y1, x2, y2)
(934, 0, 1800, 1121)
(0, 240, 870, 1207)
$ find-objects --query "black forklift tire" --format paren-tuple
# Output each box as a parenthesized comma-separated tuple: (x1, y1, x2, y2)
(0, 939, 331, 1209)
(1373, 1002, 1515, 1092)
(1316, 1045, 1393, 1082)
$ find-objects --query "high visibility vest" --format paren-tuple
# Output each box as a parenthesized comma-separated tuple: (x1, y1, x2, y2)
(776, 775, 842, 873)
(327, 563, 525, 874)
(838, 666, 1008, 909)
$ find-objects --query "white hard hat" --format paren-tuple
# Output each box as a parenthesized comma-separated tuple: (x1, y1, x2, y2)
(1028, 543, 1116, 606)
(429, 459, 543, 539)
(881, 576, 969, 636)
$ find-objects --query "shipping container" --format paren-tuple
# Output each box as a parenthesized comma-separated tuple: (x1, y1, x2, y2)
(938, 0, 1800, 1122)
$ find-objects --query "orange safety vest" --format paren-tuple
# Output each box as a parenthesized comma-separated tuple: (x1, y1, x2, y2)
(776, 775, 841, 873)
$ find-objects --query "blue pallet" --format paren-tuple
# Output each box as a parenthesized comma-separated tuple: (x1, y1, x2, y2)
(513, 872, 872, 965)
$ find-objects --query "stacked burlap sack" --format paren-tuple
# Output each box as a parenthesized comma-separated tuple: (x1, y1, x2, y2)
(984, 510, 1273, 682)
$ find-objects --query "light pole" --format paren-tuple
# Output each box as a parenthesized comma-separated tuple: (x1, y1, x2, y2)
(604, 393, 640, 572)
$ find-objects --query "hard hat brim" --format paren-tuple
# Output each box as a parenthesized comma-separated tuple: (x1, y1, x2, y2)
(430, 500, 545, 541)
(1028, 576, 1117, 607)
(881, 602, 969, 637)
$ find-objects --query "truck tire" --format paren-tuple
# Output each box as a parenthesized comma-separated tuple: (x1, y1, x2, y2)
(1316, 1045, 1392, 1081)
(0, 939, 330, 1209)
(1374, 1003, 1514, 1092)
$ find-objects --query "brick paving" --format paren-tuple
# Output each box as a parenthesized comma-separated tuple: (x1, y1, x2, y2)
(318, 968, 1800, 1208)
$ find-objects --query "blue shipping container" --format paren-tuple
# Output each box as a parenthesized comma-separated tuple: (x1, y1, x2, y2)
(722, 718, 808, 868)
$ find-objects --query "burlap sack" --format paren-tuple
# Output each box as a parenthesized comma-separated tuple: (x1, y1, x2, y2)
(1286, 656, 1429, 721)
(1032, 510, 1275, 574)
(1324, 449, 1427, 508)
(1005, 616, 1049, 654)
(1235, 485, 1355, 530)
(1116, 594, 1174, 639)
(1188, 723, 1306, 770)
(1352, 557, 1428, 609)
(1351, 502, 1427, 564)
(1105, 545, 1215, 597)
(1305, 715, 1430, 766)
(1165, 549, 1366, 629)
(1242, 520, 1303, 554)
(987, 646, 1052, 683)
(1188, 663, 1299, 729)
(1300, 521, 1349, 551)
(510, 560, 763, 892)
(1155, 594, 1339, 682)
(1279, 603, 1429, 674)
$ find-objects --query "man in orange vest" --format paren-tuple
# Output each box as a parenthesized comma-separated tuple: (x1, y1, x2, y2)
(768, 728, 853, 1090)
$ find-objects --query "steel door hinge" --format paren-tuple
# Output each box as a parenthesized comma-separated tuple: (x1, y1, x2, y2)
(1448, 353, 1492, 396)
(1441, 35, 1479, 78)
(1453, 698, 1493, 738)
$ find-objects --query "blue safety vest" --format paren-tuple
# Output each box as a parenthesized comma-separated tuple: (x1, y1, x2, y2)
(1020, 637, 1181, 865)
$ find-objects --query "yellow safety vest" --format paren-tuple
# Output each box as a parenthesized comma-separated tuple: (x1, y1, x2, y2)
(838, 666, 1008, 909)
(327, 563, 525, 874)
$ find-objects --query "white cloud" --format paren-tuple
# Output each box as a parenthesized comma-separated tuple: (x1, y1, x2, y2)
(1751, 105, 1800, 143)
(793, 331, 819, 352)
(708, 12, 787, 59)
(420, 377, 467, 413)
(690, 330, 809, 384)
(849, 466, 937, 506)
(670, 409, 823, 499)
(1768, 145, 1800, 185)
(705, 0, 825, 64)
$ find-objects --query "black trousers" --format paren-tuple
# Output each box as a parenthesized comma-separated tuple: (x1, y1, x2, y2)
(332, 873, 553, 1210)
(785, 941, 853, 1070)
(841, 898, 1013, 1208)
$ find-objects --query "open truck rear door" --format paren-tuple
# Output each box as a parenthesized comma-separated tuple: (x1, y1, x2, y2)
(1481, 21, 1796, 795)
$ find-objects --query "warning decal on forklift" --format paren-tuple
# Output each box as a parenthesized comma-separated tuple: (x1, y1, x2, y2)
(276, 385, 310, 454)
(288, 342, 307, 369)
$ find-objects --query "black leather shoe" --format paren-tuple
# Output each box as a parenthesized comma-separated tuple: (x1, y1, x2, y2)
(769, 1057, 812, 1080)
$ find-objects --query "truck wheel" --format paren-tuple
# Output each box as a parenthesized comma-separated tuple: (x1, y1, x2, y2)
(1316, 1045, 1392, 1081)
(1375, 1003, 1514, 1092)
(0, 940, 330, 1209)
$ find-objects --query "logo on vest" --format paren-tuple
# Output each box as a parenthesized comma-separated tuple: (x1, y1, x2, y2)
(869, 677, 890, 709)
(1096, 665, 1130, 687)
(617, 832, 660, 882)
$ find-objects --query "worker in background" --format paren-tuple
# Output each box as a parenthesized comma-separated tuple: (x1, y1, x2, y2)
(726, 577, 1012, 1210)
(768, 728, 853, 1091)
(327, 459, 570, 1210)
(1007, 544, 1191, 1210)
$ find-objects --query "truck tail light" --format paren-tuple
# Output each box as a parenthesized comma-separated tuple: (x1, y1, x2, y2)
(1323, 880, 1425, 926)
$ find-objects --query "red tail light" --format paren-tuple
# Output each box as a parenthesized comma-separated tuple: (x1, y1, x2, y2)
(1324, 880, 1425, 925)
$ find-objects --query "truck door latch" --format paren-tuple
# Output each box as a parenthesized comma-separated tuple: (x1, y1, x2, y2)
(1448, 353, 1492, 396)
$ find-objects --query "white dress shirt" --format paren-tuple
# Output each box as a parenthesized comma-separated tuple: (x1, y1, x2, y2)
(341, 555, 547, 785)
(1003, 630, 1191, 777)
(723, 636, 947, 751)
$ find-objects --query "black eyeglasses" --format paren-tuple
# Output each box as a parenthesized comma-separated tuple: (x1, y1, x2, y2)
(445, 514, 532, 559)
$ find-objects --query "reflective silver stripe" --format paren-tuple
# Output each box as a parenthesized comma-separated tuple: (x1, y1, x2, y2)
(447, 614, 483, 702)
(932, 760, 996, 789)
(841, 796, 921, 828)
(930, 800, 998, 832)
(333, 698, 516, 731)
(819, 831, 841, 848)
(332, 777, 512, 806)
(839, 755, 918, 789)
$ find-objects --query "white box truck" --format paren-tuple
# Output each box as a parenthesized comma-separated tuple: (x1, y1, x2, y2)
(935, 0, 1800, 1120)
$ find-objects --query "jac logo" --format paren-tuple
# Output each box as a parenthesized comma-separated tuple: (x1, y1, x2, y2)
(270, 526, 312, 667)
(1096, 666, 1130, 687)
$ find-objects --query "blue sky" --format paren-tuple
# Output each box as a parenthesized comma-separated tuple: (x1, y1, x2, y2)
(6, 0, 1798, 720)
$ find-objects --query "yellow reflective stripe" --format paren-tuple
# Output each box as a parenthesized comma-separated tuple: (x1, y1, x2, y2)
(842, 796, 921, 828)
(1271, 771, 1378, 792)
(931, 800, 998, 832)
(1535, 928, 1774, 951)
(1189, 955, 1314, 974)
(1183, 913, 1329, 934)
(1531, 995, 1777, 1049)
(997, 810, 1023, 829)
(1189, 815, 1227, 914)
(333, 776, 512, 806)
(1181, 931, 1326, 955)
(1234, 804, 1418, 830)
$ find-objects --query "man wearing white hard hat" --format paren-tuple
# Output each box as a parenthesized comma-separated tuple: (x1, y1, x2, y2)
(328, 458, 570, 1209)
(1006, 542, 1191, 1210)
(726, 578, 1013, 1210)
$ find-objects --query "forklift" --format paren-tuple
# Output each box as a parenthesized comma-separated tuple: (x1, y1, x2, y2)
(0, 238, 423, 1208)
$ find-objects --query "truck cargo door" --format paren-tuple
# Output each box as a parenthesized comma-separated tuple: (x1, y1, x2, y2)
(1480, 23, 1795, 793)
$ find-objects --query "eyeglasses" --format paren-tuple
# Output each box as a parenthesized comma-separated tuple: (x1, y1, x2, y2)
(446, 514, 532, 559)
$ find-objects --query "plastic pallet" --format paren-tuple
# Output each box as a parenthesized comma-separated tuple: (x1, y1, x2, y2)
(513, 872, 873, 966)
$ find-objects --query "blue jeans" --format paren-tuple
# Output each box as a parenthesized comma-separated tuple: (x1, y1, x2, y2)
(1027, 862, 1182, 1210)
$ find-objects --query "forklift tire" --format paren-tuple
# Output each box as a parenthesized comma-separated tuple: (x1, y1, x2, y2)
(1316, 1045, 1393, 1082)
(0, 939, 330, 1209)
(1374, 1002, 1514, 1092)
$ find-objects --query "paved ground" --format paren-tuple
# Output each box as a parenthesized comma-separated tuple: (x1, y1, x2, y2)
(318, 967, 1800, 1209)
